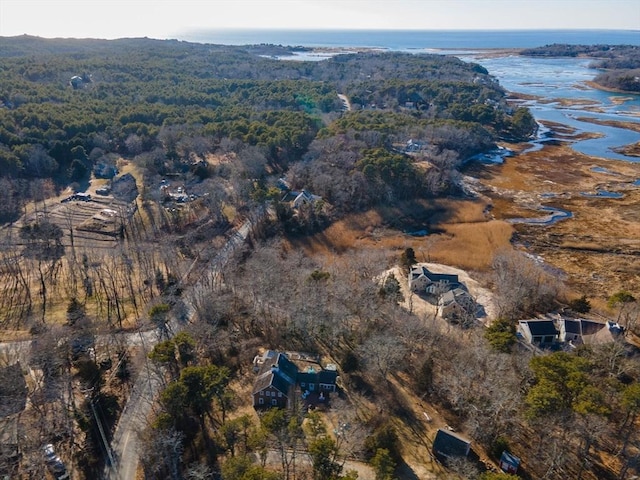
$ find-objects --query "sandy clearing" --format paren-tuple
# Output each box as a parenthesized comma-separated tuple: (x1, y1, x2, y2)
(386, 262, 497, 324)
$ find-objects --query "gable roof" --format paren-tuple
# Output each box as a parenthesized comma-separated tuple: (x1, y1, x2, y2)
(257, 352, 298, 381)
(584, 321, 624, 345)
(253, 350, 338, 403)
(253, 352, 300, 396)
(439, 288, 472, 307)
(252, 370, 291, 396)
(410, 266, 459, 284)
(318, 369, 338, 384)
(275, 353, 299, 382)
(433, 429, 471, 459)
(580, 320, 607, 336)
(563, 319, 581, 335)
(522, 320, 558, 336)
(281, 190, 321, 208)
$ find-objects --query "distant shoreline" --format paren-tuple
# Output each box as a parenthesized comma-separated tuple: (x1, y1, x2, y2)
(179, 29, 640, 49)
(584, 80, 640, 96)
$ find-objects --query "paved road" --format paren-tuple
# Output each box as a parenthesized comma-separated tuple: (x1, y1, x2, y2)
(105, 219, 253, 480)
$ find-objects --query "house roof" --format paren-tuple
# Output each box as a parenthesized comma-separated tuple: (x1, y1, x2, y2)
(580, 320, 607, 336)
(563, 319, 581, 334)
(318, 370, 338, 384)
(253, 352, 299, 396)
(257, 352, 298, 382)
(440, 288, 472, 307)
(410, 266, 459, 285)
(433, 429, 471, 459)
(252, 370, 291, 396)
(277, 353, 299, 382)
(562, 318, 606, 337)
(282, 190, 321, 208)
(522, 320, 558, 336)
(253, 350, 338, 401)
(440, 289, 456, 306)
(584, 321, 624, 345)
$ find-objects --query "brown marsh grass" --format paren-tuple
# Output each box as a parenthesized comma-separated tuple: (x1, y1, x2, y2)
(287, 198, 514, 273)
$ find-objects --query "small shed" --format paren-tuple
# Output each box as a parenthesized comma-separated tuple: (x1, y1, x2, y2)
(433, 428, 471, 462)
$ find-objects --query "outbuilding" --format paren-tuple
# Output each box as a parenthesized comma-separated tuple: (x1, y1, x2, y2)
(432, 428, 471, 462)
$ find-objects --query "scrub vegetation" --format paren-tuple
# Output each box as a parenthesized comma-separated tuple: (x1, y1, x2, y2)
(0, 36, 637, 480)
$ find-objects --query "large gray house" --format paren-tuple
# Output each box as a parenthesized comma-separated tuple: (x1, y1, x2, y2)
(408, 265, 460, 294)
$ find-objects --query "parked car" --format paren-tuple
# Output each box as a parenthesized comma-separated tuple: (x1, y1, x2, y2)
(42, 443, 70, 480)
(43, 443, 56, 462)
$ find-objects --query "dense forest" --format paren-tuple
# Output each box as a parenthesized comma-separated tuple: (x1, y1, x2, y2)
(0, 36, 638, 480)
(0, 36, 535, 222)
(520, 43, 640, 92)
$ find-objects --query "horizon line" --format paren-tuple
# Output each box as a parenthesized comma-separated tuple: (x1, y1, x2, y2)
(2, 27, 639, 43)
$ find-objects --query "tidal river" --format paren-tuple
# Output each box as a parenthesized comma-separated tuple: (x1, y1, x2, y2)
(465, 54, 640, 163)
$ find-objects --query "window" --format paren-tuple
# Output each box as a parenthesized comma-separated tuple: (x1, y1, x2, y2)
(265, 391, 270, 397)
(259, 397, 264, 405)
(309, 383, 315, 391)
(272, 399, 278, 406)
(278, 392, 282, 397)
(260, 391, 263, 396)
(300, 382, 305, 388)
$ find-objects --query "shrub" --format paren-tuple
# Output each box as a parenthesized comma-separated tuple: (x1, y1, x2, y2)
(484, 318, 516, 353)
(364, 423, 400, 462)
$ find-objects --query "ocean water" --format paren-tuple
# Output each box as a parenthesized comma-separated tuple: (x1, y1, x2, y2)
(470, 54, 640, 162)
(181, 29, 640, 49)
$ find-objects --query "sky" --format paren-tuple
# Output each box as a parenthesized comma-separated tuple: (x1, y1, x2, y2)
(1, 0, 638, 39)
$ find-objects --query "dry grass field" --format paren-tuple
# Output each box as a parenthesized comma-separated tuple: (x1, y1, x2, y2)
(286, 198, 515, 276)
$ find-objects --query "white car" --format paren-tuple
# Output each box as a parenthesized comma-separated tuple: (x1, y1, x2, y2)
(43, 444, 70, 479)
(43, 444, 56, 463)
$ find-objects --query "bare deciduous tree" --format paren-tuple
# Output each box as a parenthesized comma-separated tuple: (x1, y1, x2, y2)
(492, 249, 562, 319)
